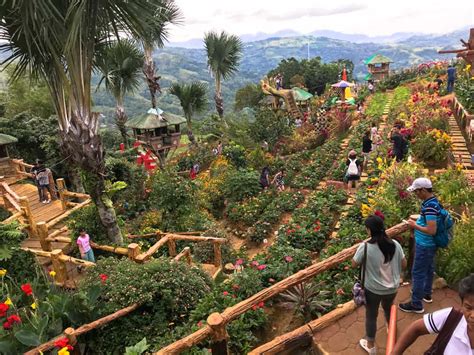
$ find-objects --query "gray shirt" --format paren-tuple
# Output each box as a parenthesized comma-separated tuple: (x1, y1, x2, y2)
(353, 240, 405, 295)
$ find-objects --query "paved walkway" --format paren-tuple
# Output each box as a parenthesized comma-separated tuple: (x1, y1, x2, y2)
(313, 285, 461, 354)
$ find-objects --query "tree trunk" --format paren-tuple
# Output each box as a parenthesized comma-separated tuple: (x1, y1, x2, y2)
(115, 103, 128, 147)
(186, 120, 196, 145)
(68, 166, 85, 193)
(143, 46, 160, 109)
(214, 76, 224, 118)
(59, 112, 123, 244)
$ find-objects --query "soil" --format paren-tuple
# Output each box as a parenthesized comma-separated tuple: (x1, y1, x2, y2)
(256, 303, 304, 344)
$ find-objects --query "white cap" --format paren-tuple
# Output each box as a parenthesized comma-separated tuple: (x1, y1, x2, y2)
(407, 178, 432, 192)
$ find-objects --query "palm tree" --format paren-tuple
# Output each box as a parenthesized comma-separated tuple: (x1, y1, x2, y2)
(169, 82, 208, 144)
(140, 1, 182, 108)
(0, 1, 180, 244)
(204, 31, 243, 118)
(96, 40, 144, 146)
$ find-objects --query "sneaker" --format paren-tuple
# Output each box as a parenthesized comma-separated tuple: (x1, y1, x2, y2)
(423, 295, 433, 303)
(399, 302, 424, 314)
(359, 339, 376, 354)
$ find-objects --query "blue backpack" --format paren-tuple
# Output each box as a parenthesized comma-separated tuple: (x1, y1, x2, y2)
(433, 207, 455, 248)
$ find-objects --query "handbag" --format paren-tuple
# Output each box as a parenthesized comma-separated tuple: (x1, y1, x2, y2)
(424, 308, 463, 355)
(352, 242, 368, 306)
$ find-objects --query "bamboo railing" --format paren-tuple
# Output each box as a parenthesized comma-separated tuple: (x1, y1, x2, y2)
(452, 95, 474, 141)
(157, 219, 412, 354)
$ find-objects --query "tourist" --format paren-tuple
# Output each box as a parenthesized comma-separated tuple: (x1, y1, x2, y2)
(217, 141, 223, 155)
(353, 215, 407, 355)
(447, 64, 456, 93)
(389, 125, 406, 162)
(77, 229, 95, 263)
(35, 162, 51, 204)
(259, 166, 270, 190)
(189, 164, 197, 180)
(368, 81, 375, 94)
(392, 273, 474, 355)
(362, 129, 372, 171)
(434, 75, 443, 91)
(30, 160, 43, 200)
(399, 178, 440, 313)
(345, 150, 362, 193)
(295, 117, 302, 128)
(272, 168, 285, 192)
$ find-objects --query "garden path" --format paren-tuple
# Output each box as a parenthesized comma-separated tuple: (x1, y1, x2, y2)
(313, 285, 461, 354)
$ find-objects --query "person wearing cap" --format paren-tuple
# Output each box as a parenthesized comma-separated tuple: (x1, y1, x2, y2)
(399, 177, 440, 314)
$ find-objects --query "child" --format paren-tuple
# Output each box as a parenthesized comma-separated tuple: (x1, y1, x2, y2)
(345, 150, 362, 193)
(272, 169, 286, 192)
(77, 229, 95, 263)
(36, 164, 51, 204)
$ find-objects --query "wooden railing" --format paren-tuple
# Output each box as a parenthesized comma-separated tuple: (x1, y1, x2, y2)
(452, 95, 474, 141)
(157, 219, 412, 354)
(11, 158, 34, 179)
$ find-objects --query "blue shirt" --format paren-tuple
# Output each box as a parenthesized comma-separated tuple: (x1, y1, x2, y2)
(415, 196, 440, 248)
(447, 67, 456, 81)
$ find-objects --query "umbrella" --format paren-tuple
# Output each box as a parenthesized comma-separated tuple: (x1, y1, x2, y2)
(331, 80, 355, 88)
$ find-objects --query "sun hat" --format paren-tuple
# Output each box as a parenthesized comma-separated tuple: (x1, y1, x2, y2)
(407, 177, 432, 192)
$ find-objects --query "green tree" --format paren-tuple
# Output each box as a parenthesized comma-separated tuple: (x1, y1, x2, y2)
(0, 0, 181, 244)
(248, 108, 291, 148)
(268, 57, 303, 89)
(169, 81, 208, 144)
(96, 40, 144, 146)
(234, 83, 263, 111)
(302, 58, 340, 95)
(204, 31, 243, 118)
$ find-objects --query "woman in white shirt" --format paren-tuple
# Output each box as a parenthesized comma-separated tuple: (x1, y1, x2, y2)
(391, 273, 474, 354)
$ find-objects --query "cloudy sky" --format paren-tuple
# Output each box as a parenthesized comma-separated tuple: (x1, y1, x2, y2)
(168, 0, 473, 42)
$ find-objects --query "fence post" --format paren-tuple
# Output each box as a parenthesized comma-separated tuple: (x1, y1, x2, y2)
(37, 222, 52, 251)
(207, 313, 229, 355)
(213, 241, 222, 267)
(50, 249, 68, 284)
(64, 327, 80, 355)
(56, 178, 68, 211)
(128, 243, 141, 261)
(19, 196, 37, 237)
(185, 247, 192, 265)
(0, 182, 10, 210)
(168, 237, 177, 257)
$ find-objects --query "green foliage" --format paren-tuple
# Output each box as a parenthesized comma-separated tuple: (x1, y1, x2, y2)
(223, 169, 261, 202)
(222, 142, 247, 168)
(125, 338, 149, 355)
(437, 216, 474, 285)
(234, 83, 264, 111)
(169, 81, 208, 122)
(67, 204, 109, 245)
(248, 108, 291, 148)
(378, 69, 418, 90)
(454, 65, 474, 112)
(365, 93, 388, 119)
(435, 168, 474, 211)
(204, 31, 243, 81)
(412, 129, 451, 165)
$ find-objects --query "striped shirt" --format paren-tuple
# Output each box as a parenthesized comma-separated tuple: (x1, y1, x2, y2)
(415, 196, 440, 248)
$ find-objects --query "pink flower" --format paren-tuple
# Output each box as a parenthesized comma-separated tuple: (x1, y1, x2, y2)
(268, 278, 275, 283)
(197, 321, 203, 327)
(398, 190, 409, 200)
(336, 288, 345, 295)
(252, 304, 258, 311)
(222, 291, 229, 296)
(284, 256, 293, 263)
(235, 258, 244, 266)
(251, 260, 259, 267)
(99, 274, 108, 284)
(257, 264, 267, 271)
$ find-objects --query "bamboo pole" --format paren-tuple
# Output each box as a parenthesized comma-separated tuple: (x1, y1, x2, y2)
(128, 243, 141, 260)
(168, 237, 177, 257)
(37, 222, 52, 251)
(207, 313, 229, 355)
(50, 249, 68, 284)
(63, 190, 90, 200)
(46, 199, 91, 228)
(90, 242, 128, 255)
(213, 241, 222, 267)
(173, 247, 191, 264)
(2, 211, 24, 224)
(1, 182, 21, 201)
(19, 197, 36, 237)
(135, 236, 169, 263)
(166, 234, 226, 243)
(5, 193, 21, 211)
(56, 178, 68, 211)
(47, 226, 69, 239)
(45, 236, 72, 243)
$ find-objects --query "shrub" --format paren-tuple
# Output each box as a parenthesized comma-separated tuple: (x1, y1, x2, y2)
(223, 169, 261, 202)
(249, 108, 291, 148)
(223, 142, 247, 169)
(435, 168, 474, 211)
(412, 129, 451, 165)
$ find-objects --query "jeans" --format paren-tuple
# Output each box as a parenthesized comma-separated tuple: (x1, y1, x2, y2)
(365, 289, 397, 341)
(412, 244, 436, 308)
(82, 249, 95, 263)
(447, 79, 454, 93)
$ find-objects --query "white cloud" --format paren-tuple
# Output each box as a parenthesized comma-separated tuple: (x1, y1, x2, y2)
(168, 0, 474, 42)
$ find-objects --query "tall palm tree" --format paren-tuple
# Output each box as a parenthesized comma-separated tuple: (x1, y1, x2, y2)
(204, 31, 243, 118)
(140, 0, 182, 108)
(0, 0, 179, 244)
(96, 40, 144, 146)
(169, 82, 208, 144)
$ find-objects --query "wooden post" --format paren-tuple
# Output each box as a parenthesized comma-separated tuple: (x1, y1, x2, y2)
(56, 178, 67, 211)
(127, 243, 141, 261)
(37, 222, 52, 251)
(207, 313, 229, 355)
(64, 327, 80, 355)
(213, 241, 222, 267)
(185, 248, 192, 266)
(19, 197, 36, 237)
(0, 183, 10, 210)
(168, 237, 177, 257)
(50, 249, 68, 284)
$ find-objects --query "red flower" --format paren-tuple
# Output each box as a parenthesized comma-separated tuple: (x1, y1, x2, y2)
(99, 274, 108, 284)
(3, 321, 12, 330)
(3, 314, 21, 329)
(258, 301, 265, 308)
(257, 264, 267, 271)
(20, 284, 33, 296)
(374, 210, 385, 220)
(284, 256, 293, 263)
(251, 304, 258, 311)
(197, 321, 203, 328)
(336, 288, 345, 295)
(0, 303, 9, 317)
(222, 291, 229, 296)
(54, 337, 70, 349)
(398, 190, 409, 200)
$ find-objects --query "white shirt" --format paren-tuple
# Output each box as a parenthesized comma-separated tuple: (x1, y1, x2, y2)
(424, 307, 474, 354)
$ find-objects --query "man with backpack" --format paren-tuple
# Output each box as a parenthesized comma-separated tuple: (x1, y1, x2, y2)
(399, 178, 454, 314)
(345, 150, 362, 194)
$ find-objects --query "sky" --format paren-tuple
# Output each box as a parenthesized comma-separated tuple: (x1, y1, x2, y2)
(168, 0, 474, 42)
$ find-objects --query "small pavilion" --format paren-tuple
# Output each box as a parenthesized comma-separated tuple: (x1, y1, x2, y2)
(0, 133, 18, 180)
(364, 54, 392, 81)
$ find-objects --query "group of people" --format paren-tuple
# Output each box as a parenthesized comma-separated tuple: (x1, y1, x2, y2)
(259, 167, 285, 192)
(30, 160, 56, 204)
(353, 177, 473, 354)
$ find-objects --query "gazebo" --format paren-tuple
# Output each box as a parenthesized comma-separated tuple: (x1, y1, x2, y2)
(364, 54, 392, 81)
(126, 108, 186, 153)
(0, 133, 18, 160)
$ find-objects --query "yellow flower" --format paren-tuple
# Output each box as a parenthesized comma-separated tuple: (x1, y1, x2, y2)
(376, 157, 383, 164)
(0, 269, 6, 277)
(49, 271, 56, 277)
(58, 348, 70, 355)
(31, 302, 37, 310)
(4, 297, 12, 306)
(368, 198, 376, 205)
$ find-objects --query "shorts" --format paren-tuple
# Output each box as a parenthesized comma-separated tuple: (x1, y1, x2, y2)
(347, 175, 360, 181)
(82, 249, 95, 263)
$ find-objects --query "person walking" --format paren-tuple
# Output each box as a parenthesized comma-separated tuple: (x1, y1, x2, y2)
(259, 166, 270, 190)
(35, 162, 51, 203)
(447, 64, 456, 93)
(399, 178, 441, 313)
(272, 168, 285, 192)
(392, 273, 474, 355)
(345, 150, 362, 193)
(30, 161, 42, 200)
(389, 125, 406, 162)
(77, 229, 95, 263)
(353, 215, 407, 355)
(362, 129, 372, 171)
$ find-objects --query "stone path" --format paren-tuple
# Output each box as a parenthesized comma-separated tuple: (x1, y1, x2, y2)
(313, 285, 461, 354)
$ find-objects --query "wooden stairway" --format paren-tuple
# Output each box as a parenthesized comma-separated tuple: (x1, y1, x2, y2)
(283, 91, 304, 121)
(449, 116, 473, 170)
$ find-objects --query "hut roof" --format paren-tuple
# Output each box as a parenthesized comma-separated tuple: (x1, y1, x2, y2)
(364, 54, 392, 65)
(126, 108, 186, 129)
(292, 87, 313, 101)
(0, 133, 18, 145)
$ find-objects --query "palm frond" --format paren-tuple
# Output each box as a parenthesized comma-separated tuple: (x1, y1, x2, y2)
(169, 81, 208, 121)
(204, 31, 243, 81)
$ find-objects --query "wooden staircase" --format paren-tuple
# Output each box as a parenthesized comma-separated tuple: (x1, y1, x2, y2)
(449, 116, 473, 170)
(282, 91, 304, 121)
